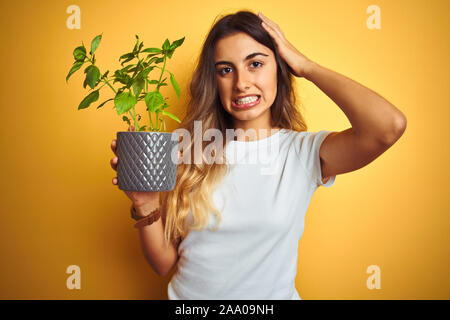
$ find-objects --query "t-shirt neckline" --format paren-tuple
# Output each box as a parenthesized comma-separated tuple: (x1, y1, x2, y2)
(227, 128, 287, 149)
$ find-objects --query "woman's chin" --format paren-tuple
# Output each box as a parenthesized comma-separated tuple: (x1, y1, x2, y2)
(230, 109, 260, 120)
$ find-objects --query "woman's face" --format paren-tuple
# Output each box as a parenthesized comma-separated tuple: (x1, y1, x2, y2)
(214, 32, 277, 129)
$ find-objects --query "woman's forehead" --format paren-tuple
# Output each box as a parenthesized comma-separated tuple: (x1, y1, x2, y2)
(214, 33, 271, 60)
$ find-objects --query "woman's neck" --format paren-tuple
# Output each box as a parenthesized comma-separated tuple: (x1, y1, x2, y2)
(232, 125, 282, 141)
(231, 108, 282, 141)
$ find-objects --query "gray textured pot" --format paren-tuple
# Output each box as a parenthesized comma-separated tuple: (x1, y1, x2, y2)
(116, 131, 179, 192)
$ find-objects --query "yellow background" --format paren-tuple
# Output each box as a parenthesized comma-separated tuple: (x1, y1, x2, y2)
(0, 0, 448, 299)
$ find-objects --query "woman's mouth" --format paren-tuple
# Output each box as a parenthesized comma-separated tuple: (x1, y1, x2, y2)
(231, 95, 261, 110)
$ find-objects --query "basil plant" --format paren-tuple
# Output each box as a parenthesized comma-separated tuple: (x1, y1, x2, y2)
(66, 33, 184, 131)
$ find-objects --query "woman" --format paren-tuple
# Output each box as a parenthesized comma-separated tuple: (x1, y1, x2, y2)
(110, 10, 406, 299)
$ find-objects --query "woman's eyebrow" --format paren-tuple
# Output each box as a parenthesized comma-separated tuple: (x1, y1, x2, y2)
(215, 52, 269, 67)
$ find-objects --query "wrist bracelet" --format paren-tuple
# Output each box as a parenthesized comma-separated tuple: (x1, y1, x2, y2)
(130, 204, 147, 221)
(131, 205, 161, 228)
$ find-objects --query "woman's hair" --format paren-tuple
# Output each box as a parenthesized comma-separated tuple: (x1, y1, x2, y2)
(161, 10, 307, 247)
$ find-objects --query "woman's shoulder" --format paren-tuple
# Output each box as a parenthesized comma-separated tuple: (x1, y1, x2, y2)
(279, 128, 308, 140)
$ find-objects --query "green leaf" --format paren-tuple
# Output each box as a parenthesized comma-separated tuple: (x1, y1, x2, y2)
(145, 91, 164, 112)
(132, 35, 142, 54)
(73, 45, 86, 61)
(162, 110, 181, 123)
(78, 90, 99, 110)
(83, 65, 101, 89)
(162, 39, 170, 51)
(132, 77, 145, 97)
(122, 115, 131, 126)
(114, 91, 137, 115)
(138, 125, 147, 131)
(121, 56, 135, 66)
(121, 65, 134, 73)
(169, 72, 180, 98)
(101, 70, 109, 79)
(119, 52, 135, 66)
(112, 69, 131, 86)
(96, 98, 113, 109)
(142, 48, 162, 53)
(168, 37, 185, 58)
(170, 37, 185, 50)
(119, 52, 134, 60)
(146, 56, 159, 65)
(66, 61, 84, 82)
(132, 41, 139, 53)
(90, 33, 102, 55)
(140, 67, 153, 79)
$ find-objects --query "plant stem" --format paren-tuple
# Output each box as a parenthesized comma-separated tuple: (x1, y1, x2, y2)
(86, 53, 147, 131)
(96, 81, 108, 91)
(152, 55, 167, 132)
(149, 111, 154, 131)
(155, 110, 159, 132)
(157, 56, 167, 87)
(129, 108, 140, 130)
(103, 78, 117, 94)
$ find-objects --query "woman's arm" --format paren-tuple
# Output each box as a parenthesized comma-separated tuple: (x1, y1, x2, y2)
(259, 12, 407, 180)
(135, 201, 179, 277)
(303, 61, 407, 180)
(303, 61, 406, 144)
(259, 12, 406, 143)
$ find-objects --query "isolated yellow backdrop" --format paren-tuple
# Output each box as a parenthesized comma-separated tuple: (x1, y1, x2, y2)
(0, 0, 448, 299)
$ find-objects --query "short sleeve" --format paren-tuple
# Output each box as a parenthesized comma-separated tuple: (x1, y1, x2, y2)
(294, 130, 336, 188)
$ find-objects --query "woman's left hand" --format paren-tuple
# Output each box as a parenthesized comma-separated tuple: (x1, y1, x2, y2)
(258, 12, 313, 78)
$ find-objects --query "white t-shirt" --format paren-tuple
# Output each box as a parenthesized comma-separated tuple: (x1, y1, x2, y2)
(168, 129, 336, 300)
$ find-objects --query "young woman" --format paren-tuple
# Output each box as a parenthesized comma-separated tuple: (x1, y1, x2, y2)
(110, 11, 406, 300)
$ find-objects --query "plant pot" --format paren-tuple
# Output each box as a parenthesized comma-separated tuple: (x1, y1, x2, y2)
(116, 131, 179, 192)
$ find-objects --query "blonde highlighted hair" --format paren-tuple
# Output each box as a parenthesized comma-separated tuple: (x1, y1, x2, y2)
(161, 10, 308, 247)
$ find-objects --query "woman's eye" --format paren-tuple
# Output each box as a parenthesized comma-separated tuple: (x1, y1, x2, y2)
(219, 67, 232, 75)
(218, 62, 263, 76)
(251, 61, 263, 68)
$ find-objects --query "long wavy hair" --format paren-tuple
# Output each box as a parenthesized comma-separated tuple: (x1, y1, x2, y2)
(161, 10, 308, 247)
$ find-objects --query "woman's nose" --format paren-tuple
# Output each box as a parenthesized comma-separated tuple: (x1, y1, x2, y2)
(234, 70, 251, 91)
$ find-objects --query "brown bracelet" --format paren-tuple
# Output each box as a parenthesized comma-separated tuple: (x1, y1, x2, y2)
(131, 205, 161, 229)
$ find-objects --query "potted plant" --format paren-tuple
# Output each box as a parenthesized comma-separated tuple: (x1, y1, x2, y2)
(66, 33, 184, 192)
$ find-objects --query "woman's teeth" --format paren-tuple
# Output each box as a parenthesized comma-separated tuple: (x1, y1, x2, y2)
(235, 95, 259, 105)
